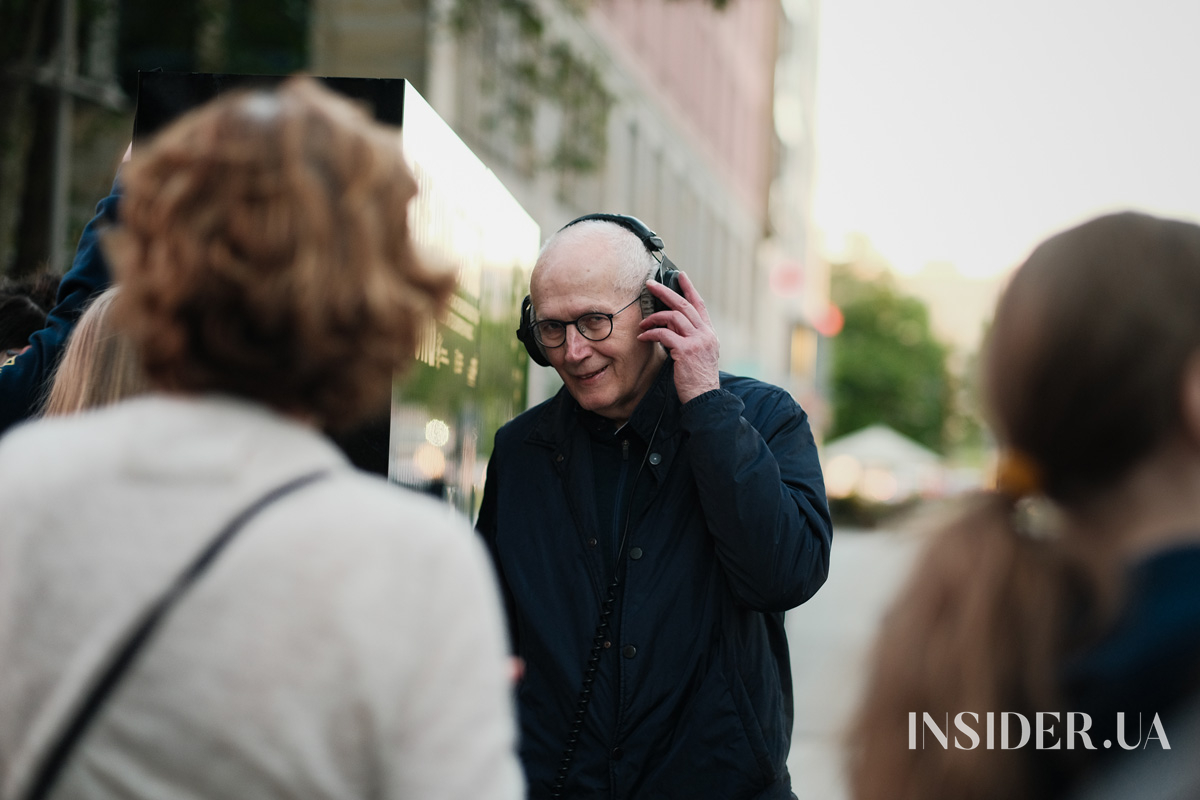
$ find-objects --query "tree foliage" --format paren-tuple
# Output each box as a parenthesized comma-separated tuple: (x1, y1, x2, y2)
(829, 263, 953, 453)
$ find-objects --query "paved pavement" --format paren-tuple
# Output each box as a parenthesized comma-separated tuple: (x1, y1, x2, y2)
(785, 527, 926, 800)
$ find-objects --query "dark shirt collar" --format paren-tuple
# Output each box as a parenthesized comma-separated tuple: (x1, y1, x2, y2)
(574, 360, 675, 445)
(528, 359, 681, 452)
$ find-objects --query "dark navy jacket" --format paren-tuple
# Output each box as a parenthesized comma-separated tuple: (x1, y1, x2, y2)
(0, 179, 117, 436)
(478, 362, 832, 799)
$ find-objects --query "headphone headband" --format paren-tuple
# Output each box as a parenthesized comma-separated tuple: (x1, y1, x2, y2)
(560, 213, 665, 254)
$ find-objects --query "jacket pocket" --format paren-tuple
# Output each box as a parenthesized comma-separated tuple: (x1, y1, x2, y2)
(637, 666, 774, 799)
(726, 666, 778, 787)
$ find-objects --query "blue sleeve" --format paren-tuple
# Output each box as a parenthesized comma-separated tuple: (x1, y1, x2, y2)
(0, 179, 119, 435)
(680, 381, 833, 611)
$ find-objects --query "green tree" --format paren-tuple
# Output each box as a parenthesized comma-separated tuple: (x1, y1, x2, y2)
(829, 263, 953, 453)
(944, 329, 990, 459)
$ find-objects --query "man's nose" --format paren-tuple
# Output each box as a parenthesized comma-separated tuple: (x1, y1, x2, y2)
(563, 325, 592, 361)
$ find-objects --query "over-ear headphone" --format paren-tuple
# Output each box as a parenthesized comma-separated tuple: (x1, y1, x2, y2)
(516, 213, 682, 367)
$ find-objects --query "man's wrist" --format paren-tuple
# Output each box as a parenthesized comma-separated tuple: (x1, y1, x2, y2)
(680, 387, 736, 424)
(677, 379, 720, 406)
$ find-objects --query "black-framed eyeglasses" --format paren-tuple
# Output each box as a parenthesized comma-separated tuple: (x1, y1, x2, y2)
(532, 294, 642, 348)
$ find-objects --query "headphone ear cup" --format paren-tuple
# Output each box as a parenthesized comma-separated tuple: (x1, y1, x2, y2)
(516, 295, 551, 367)
(651, 260, 683, 314)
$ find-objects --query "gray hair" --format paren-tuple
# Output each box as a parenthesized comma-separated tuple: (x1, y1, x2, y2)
(536, 219, 660, 316)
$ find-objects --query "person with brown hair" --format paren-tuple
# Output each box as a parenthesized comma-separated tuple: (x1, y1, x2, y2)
(849, 212, 1200, 800)
(41, 286, 147, 416)
(0, 78, 523, 800)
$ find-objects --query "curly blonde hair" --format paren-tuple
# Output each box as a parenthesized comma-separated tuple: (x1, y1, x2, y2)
(106, 77, 454, 428)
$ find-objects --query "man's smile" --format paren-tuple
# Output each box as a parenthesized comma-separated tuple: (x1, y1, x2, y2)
(574, 365, 609, 382)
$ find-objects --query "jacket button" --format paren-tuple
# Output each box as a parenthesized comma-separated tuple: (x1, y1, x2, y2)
(611, 746, 624, 760)
(555, 453, 564, 463)
(648, 452, 662, 465)
(629, 547, 643, 560)
(587, 538, 597, 548)
(603, 641, 612, 649)
(622, 645, 637, 659)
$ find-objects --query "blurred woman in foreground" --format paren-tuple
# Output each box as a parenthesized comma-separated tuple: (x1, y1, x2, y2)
(851, 212, 1200, 799)
(0, 78, 523, 800)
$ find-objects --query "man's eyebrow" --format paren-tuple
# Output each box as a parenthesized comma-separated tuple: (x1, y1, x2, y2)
(542, 307, 609, 320)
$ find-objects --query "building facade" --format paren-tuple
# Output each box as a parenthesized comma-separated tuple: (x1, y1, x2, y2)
(2, 0, 828, 421)
(310, 0, 828, 414)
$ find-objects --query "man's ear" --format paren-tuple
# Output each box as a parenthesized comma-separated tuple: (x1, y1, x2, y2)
(1180, 351, 1200, 446)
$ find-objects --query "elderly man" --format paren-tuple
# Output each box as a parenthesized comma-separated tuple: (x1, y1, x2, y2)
(478, 214, 832, 799)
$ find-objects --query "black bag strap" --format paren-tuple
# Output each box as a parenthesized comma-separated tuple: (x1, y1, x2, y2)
(23, 469, 330, 800)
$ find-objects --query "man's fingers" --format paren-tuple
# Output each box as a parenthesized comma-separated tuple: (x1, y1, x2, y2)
(676, 271, 712, 325)
(646, 277, 703, 327)
(639, 309, 694, 334)
(637, 326, 686, 351)
(647, 272, 712, 329)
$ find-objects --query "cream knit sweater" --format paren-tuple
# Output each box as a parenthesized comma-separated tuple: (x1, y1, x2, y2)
(0, 394, 523, 800)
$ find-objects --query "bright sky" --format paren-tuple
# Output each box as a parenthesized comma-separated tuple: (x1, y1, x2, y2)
(812, 0, 1200, 278)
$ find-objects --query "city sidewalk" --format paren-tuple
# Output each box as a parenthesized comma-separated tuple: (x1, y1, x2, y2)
(786, 526, 925, 800)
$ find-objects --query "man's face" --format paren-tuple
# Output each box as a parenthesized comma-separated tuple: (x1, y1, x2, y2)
(531, 230, 664, 425)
